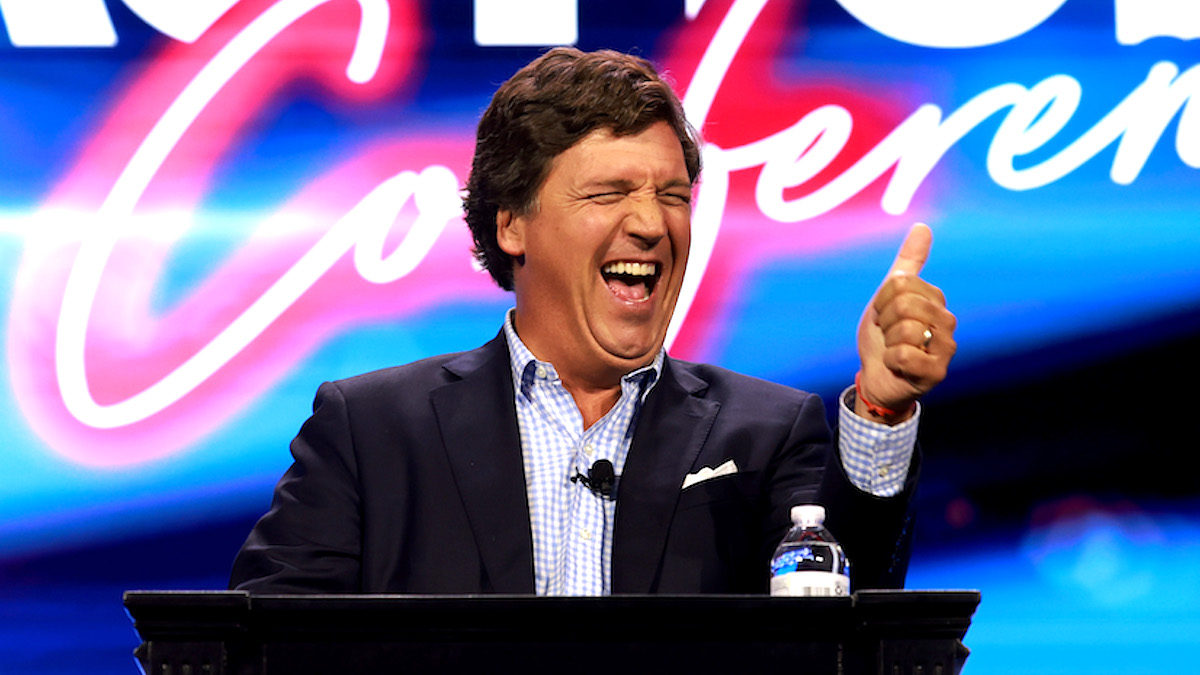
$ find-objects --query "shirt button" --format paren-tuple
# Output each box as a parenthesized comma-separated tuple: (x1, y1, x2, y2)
(581, 529, 592, 541)
(878, 466, 890, 478)
(535, 366, 548, 379)
(584, 444, 595, 456)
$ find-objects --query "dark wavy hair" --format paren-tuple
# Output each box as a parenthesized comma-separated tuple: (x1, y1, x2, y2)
(463, 47, 702, 291)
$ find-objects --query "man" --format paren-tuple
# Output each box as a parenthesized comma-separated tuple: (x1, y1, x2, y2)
(230, 48, 956, 595)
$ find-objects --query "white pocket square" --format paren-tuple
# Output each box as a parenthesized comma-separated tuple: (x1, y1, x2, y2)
(681, 459, 739, 490)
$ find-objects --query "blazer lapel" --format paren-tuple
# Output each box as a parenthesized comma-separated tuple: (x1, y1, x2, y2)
(611, 358, 719, 593)
(431, 335, 535, 594)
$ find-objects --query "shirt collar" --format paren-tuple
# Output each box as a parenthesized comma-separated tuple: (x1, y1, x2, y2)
(502, 308, 663, 402)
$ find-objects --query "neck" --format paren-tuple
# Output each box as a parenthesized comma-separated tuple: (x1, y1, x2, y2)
(508, 308, 654, 428)
(561, 379, 623, 430)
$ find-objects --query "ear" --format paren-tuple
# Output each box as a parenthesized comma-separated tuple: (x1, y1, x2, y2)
(496, 208, 526, 258)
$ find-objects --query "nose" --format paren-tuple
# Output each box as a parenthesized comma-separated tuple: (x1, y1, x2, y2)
(624, 193, 668, 247)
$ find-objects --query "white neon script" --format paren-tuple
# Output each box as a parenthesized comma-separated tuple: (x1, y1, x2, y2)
(705, 60, 1199, 222)
(53, 0, 1200, 430)
(55, 0, 462, 429)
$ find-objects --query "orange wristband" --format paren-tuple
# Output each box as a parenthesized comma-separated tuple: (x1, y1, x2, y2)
(855, 372, 914, 418)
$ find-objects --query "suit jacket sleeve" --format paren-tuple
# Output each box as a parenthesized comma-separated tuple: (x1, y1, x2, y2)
(229, 381, 365, 593)
(753, 390, 918, 592)
(229, 338, 535, 595)
(818, 426, 919, 591)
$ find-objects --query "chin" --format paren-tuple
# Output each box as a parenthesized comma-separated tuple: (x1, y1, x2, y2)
(602, 339, 662, 367)
(592, 315, 672, 365)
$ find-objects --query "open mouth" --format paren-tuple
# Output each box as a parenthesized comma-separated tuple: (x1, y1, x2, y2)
(601, 261, 660, 302)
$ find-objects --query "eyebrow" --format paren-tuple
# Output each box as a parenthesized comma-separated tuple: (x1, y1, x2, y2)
(584, 178, 693, 191)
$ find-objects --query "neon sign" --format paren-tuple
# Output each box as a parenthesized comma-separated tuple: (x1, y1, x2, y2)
(5, 0, 1198, 471)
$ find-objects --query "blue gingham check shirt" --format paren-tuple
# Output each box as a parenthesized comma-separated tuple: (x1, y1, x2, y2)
(502, 311, 918, 596)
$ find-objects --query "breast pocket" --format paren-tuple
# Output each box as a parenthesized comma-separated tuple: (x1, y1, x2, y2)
(662, 470, 767, 593)
(676, 470, 759, 511)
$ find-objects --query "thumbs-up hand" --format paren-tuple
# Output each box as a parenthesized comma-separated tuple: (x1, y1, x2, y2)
(855, 223, 957, 424)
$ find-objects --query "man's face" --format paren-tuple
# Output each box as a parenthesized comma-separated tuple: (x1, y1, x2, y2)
(498, 120, 693, 385)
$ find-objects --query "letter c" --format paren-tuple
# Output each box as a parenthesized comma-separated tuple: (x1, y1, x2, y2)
(833, 0, 1070, 48)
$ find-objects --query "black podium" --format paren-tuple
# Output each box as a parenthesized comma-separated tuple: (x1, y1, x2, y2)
(124, 590, 979, 674)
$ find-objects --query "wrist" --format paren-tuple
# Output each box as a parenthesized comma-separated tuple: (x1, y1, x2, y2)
(854, 371, 916, 425)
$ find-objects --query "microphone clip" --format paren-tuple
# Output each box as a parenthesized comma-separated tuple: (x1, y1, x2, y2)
(571, 459, 618, 500)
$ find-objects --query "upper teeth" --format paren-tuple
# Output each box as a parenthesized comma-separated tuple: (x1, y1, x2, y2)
(603, 262, 657, 276)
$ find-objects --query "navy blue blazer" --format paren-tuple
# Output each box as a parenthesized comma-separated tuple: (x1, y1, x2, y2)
(230, 334, 917, 594)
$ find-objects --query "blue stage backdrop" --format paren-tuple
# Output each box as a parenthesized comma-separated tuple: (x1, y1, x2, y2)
(1, 2, 1198, 674)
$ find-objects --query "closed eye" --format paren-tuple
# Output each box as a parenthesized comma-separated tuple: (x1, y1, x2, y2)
(586, 191, 625, 204)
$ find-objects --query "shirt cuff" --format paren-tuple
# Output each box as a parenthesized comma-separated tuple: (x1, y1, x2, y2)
(837, 385, 919, 497)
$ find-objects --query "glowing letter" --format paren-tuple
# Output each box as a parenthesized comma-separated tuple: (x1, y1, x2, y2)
(0, 0, 116, 46)
(1116, 0, 1200, 45)
(121, 0, 241, 43)
(473, 0, 577, 46)
(834, 0, 1069, 48)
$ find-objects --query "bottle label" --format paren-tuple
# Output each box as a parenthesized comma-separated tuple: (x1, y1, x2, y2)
(769, 571, 850, 597)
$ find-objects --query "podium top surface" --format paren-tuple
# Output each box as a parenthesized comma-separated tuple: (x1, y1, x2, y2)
(125, 589, 981, 642)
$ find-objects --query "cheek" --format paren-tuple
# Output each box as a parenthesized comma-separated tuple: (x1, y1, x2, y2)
(670, 218, 692, 263)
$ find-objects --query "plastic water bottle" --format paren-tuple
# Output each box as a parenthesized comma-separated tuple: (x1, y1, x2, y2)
(769, 504, 851, 597)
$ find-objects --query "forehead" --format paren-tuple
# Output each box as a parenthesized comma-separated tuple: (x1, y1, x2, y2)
(548, 122, 690, 185)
